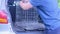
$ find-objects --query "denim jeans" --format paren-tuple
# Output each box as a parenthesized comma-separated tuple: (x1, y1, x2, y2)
(45, 27, 60, 34)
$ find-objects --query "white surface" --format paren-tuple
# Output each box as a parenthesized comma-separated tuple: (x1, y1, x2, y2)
(0, 31, 15, 34)
(0, 23, 15, 34)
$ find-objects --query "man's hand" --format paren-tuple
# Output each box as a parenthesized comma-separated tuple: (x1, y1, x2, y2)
(19, 1, 33, 10)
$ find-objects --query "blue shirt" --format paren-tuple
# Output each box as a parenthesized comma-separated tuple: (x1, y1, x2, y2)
(30, 0, 60, 30)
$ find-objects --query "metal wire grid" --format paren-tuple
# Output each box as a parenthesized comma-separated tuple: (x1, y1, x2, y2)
(16, 5, 38, 22)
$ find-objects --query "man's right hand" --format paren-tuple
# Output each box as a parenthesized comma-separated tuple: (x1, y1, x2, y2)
(19, 1, 33, 10)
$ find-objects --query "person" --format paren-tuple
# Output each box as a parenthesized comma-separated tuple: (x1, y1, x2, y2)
(19, 0, 60, 34)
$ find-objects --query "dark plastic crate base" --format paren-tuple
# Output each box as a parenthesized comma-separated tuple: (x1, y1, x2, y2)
(15, 31, 45, 34)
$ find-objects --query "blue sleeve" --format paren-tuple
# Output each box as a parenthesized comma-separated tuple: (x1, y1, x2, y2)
(30, 0, 58, 13)
(30, 0, 58, 8)
(30, 0, 41, 6)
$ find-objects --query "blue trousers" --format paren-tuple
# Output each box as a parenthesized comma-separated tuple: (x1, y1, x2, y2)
(45, 27, 60, 34)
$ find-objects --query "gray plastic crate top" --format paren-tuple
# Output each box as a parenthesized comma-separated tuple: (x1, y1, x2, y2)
(13, 0, 45, 31)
